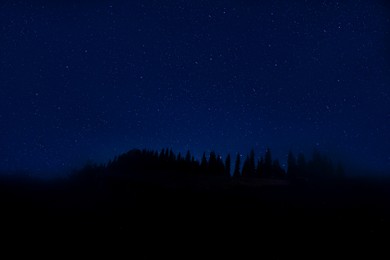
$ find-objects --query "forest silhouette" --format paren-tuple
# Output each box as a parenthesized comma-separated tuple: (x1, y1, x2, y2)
(0, 147, 388, 258)
(78, 147, 345, 181)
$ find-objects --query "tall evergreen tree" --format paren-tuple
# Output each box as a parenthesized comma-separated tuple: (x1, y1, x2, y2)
(297, 153, 306, 178)
(249, 149, 256, 177)
(169, 149, 175, 164)
(190, 156, 198, 173)
(159, 148, 165, 160)
(242, 150, 255, 177)
(287, 151, 297, 179)
(200, 152, 208, 173)
(256, 157, 264, 178)
(241, 155, 250, 177)
(264, 148, 272, 177)
(273, 159, 285, 178)
(225, 154, 231, 176)
(185, 150, 191, 162)
(208, 151, 218, 175)
(216, 154, 225, 176)
(233, 153, 241, 178)
(308, 149, 335, 178)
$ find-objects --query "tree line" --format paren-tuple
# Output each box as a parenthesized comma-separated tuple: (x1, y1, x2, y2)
(91, 148, 344, 180)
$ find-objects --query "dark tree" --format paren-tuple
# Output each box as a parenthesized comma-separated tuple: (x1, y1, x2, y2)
(208, 151, 218, 175)
(256, 157, 264, 178)
(153, 151, 159, 161)
(264, 148, 272, 178)
(185, 150, 191, 162)
(304, 149, 339, 179)
(241, 150, 255, 177)
(272, 159, 285, 178)
(248, 149, 256, 177)
(308, 149, 335, 178)
(287, 151, 297, 179)
(225, 154, 231, 177)
(241, 155, 250, 178)
(159, 148, 166, 161)
(169, 149, 176, 164)
(297, 153, 306, 178)
(233, 153, 241, 178)
(200, 152, 208, 174)
(216, 154, 226, 176)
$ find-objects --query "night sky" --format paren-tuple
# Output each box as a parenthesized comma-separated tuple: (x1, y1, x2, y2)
(1, 0, 389, 176)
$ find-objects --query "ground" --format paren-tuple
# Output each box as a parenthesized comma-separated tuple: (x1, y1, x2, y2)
(0, 173, 388, 258)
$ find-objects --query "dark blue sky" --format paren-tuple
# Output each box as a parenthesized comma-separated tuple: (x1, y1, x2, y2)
(1, 0, 389, 176)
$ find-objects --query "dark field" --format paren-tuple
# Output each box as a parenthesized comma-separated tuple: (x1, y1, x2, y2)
(0, 172, 389, 258)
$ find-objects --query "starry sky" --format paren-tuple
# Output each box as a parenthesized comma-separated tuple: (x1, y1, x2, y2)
(1, 0, 389, 176)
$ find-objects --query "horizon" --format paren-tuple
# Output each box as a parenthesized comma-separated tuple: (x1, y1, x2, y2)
(1, 146, 388, 179)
